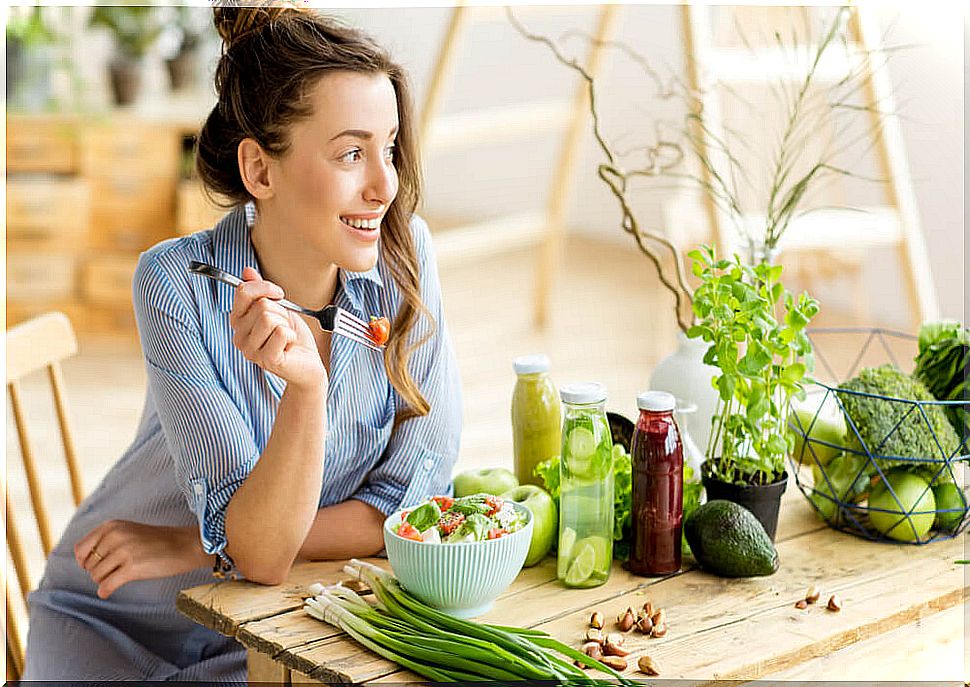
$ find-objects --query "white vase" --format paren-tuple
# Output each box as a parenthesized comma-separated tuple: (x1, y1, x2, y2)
(650, 332, 719, 451)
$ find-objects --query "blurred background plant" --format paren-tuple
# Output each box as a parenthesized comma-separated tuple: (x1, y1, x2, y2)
(6, 6, 58, 109)
(88, 5, 166, 105)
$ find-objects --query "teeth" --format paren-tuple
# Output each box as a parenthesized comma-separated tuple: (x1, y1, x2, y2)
(342, 216, 380, 230)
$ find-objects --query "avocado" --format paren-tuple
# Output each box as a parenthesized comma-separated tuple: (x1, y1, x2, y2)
(685, 500, 779, 577)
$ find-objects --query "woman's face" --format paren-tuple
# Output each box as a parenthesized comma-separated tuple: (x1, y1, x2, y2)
(266, 71, 400, 272)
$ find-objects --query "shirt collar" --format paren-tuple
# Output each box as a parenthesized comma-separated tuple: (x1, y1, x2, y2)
(210, 203, 384, 313)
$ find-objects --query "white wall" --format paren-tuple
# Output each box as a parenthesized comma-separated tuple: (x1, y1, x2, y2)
(38, 3, 964, 325)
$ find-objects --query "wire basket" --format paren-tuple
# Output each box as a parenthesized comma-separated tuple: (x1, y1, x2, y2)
(787, 328, 969, 544)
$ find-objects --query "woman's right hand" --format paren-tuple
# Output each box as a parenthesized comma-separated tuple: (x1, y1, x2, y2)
(230, 267, 326, 391)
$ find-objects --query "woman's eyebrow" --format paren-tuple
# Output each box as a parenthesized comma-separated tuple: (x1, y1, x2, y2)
(329, 126, 399, 142)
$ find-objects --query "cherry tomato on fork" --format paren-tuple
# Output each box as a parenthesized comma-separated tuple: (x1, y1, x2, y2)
(368, 316, 390, 346)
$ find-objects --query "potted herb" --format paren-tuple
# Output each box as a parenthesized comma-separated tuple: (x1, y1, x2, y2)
(165, 6, 206, 92)
(89, 5, 164, 106)
(686, 245, 819, 540)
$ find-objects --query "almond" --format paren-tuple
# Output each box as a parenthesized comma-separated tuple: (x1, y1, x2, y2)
(637, 655, 661, 676)
(616, 608, 636, 632)
(827, 594, 842, 612)
(585, 628, 604, 644)
(805, 586, 820, 604)
(794, 599, 808, 610)
(651, 621, 667, 638)
(581, 641, 603, 660)
(589, 611, 604, 629)
(601, 656, 628, 671)
(636, 615, 654, 634)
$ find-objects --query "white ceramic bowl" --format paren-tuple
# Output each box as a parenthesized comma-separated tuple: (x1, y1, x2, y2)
(382, 501, 533, 618)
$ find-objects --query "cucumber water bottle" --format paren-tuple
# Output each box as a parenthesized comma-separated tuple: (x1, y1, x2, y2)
(557, 382, 614, 588)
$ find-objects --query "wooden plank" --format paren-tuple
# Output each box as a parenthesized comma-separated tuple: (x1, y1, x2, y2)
(650, 545, 964, 680)
(369, 529, 964, 683)
(247, 649, 289, 686)
(176, 559, 389, 637)
(760, 602, 966, 681)
(237, 556, 558, 655)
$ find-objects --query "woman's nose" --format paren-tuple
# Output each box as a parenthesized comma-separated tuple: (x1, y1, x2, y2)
(365, 156, 397, 204)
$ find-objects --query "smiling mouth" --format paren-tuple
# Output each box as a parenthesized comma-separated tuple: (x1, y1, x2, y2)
(340, 216, 381, 231)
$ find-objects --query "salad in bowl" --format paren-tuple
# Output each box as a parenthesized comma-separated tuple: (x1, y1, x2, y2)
(383, 494, 533, 617)
(392, 494, 529, 544)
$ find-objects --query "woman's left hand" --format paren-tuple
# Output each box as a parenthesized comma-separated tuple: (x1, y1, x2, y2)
(74, 520, 212, 599)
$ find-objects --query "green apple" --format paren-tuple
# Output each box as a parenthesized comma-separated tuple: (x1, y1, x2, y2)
(790, 395, 847, 468)
(502, 484, 558, 566)
(868, 471, 935, 542)
(452, 467, 518, 498)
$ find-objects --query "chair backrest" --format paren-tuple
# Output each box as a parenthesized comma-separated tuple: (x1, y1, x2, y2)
(5, 312, 83, 680)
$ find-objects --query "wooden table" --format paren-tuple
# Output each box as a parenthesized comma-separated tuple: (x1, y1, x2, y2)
(177, 484, 967, 684)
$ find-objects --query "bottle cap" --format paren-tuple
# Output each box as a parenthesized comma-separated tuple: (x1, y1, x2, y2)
(560, 382, 607, 405)
(637, 390, 676, 412)
(513, 354, 550, 375)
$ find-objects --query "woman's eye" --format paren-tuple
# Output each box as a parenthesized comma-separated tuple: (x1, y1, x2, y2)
(340, 148, 363, 163)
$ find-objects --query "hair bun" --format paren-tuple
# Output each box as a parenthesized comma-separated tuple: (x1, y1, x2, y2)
(213, 1, 309, 49)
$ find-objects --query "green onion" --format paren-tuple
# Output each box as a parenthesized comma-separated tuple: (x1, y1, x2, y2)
(300, 558, 643, 687)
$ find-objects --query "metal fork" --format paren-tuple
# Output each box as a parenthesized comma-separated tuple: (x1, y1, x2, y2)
(188, 261, 384, 351)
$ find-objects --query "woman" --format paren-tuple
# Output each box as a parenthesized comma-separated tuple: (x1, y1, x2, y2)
(23, 5, 461, 680)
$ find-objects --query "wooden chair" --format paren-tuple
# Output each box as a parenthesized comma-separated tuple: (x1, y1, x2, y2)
(5, 312, 85, 680)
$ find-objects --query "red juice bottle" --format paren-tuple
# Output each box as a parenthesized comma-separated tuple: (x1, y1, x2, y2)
(628, 390, 683, 575)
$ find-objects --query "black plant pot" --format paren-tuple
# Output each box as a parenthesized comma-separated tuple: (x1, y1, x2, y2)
(702, 470, 788, 542)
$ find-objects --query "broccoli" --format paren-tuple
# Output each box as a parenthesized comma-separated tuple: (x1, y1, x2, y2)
(836, 365, 960, 474)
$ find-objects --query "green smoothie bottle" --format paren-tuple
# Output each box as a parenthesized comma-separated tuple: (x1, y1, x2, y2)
(511, 355, 561, 487)
(557, 382, 613, 588)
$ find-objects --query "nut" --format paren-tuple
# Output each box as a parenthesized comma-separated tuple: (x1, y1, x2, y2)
(603, 639, 630, 656)
(589, 611, 605, 629)
(827, 594, 842, 612)
(585, 628, 604, 644)
(650, 621, 668, 638)
(641, 601, 654, 619)
(651, 608, 665, 627)
(794, 599, 808, 610)
(581, 641, 604, 661)
(606, 632, 625, 647)
(616, 608, 636, 632)
(636, 615, 654, 634)
(637, 655, 661, 676)
(805, 586, 820, 604)
(601, 656, 628, 671)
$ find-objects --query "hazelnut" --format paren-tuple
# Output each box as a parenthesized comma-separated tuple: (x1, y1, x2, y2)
(827, 594, 842, 612)
(616, 608, 636, 632)
(601, 656, 628, 671)
(651, 621, 668, 638)
(585, 628, 604, 644)
(589, 611, 604, 629)
(636, 615, 654, 634)
(581, 641, 604, 661)
(637, 655, 661, 676)
(794, 599, 808, 610)
(805, 586, 820, 604)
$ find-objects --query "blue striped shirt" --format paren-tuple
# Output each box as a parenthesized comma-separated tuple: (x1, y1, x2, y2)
(134, 204, 462, 564)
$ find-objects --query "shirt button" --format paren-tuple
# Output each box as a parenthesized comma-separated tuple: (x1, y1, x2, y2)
(423, 458, 434, 471)
(193, 484, 204, 495)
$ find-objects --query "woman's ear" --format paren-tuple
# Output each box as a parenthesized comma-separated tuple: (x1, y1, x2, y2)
(238, 138, 275, 200)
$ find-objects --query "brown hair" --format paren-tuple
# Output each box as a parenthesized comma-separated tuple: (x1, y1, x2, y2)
(197, 3, 433, 424)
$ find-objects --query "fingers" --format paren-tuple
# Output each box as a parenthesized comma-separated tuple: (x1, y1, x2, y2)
(230, 266, 284, 326)
(74, 521, 111, 570)
(95, 564, 133, 600)
(230, 267, 297, 365)
(89, 547, 125, 587)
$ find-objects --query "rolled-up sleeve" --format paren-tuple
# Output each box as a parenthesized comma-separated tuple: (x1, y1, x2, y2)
(133, 251, 258, 562)
(352, 217, 462, 515)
